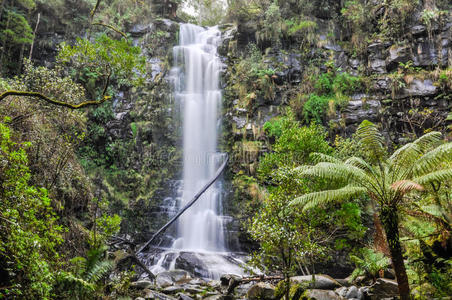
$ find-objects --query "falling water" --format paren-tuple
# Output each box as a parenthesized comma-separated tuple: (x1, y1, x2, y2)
(144, 24, 246, 279)
(172, 24, 225, 251)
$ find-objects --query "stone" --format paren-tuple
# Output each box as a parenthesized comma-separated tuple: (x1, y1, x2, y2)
(291, 275, 342, 290)
(366, 278, 399, 299)
(247, 282, 276, 300)
(178, 293, 194, 300)
(207, 280, 221, 289)
(203, 295, 232, 300)
(144, 289, 155, 299)
(411, 25, 426, 36)
(345, 286, 359, 299)
(132, 280, 154, 289)
(369, 59, 386, 74)
(402, 79, 436, 98)
(386, 45, 411, 71)
(152, 291, 178, 300)
(174, 253, 208, 278)
(162, 286, 184, 294)
(220, 274, 242, 294)
(156, 273, 174, 288)
(136, 297, 146, 300)
(302, 289, 345, 300)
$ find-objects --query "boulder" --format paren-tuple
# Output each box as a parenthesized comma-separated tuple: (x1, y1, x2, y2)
(366, 278, 399, 299)
(151, 291, 178, 300)
(132, 280, 154, 289)
(220, 274, 242, 294)
(247, 282, 277, 300)
(291, 275, 342, 290)
(302, 289, 345, 300)
(156, 273, 174, 288)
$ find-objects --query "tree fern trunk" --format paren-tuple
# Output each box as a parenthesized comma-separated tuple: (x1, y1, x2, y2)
(380, 206, 410, 300)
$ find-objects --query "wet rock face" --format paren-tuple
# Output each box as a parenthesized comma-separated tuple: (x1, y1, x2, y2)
(174, 253, 209, 278)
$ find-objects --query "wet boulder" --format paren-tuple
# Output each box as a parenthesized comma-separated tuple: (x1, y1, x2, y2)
(365, 278, 399, 300)
(247, 282, 277, 300)
(302, 289, 345, 300)
(290, 275, 342, 290)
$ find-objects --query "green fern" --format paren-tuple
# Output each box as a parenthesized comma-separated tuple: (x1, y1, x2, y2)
(350, 248, 390, 282)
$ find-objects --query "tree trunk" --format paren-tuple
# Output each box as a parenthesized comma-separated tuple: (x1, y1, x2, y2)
(380, 207, 410, 300)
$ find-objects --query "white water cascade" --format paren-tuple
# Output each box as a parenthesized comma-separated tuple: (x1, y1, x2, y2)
(172, 24, 225, 252)
(143, 24, 245, 279)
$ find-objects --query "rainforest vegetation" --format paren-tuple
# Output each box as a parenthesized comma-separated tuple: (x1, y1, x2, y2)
(0, 0, 451, 299)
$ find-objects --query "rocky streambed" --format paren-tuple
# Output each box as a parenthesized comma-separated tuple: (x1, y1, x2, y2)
(127, 270, 400, 300)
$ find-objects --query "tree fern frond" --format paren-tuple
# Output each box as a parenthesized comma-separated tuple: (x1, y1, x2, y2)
(302, 162, 368, 184)
(85, 260, 114, 283)
(389, 142, 421, 166)
(391, 180, 424, 194)
(290, 185, 366, 211)
(345, 156, 376, 174)
(356, 120, 386, 159)
(309, 152, 342, 164)
(412, 131, 443, 153)
(414, 143, 452, 176)
(414, 169, 452, 185)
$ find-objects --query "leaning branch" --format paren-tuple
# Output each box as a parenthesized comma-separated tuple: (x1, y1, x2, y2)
(136, 154, 229, 255)
(0, 91, 111, 109)
(90, 0, 102, 19)
(92, 22, 128, 39)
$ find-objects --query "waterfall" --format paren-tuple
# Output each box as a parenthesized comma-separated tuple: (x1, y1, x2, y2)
(172, 24, 225, 251)
(143, 24, 246, 279)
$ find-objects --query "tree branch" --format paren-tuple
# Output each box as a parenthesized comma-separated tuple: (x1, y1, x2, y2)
(92, 22, 128, 39)
(90, 0, 102, 19)
(0, 91, 111, 109)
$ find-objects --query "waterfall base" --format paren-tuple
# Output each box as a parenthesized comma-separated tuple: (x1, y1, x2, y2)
(139, 248, 247, 280)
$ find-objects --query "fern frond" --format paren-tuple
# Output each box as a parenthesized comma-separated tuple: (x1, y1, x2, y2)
(302, 162, 368, 184)
(412, 131, 443, 153)
(391, 180, 424, 194)
(309, 152, 342, 164)
(356, 120, 386, 159)
(57, 271, 95, 291)
(414, 143, 452, 176)
(290, 185, 366, 211)
(389, 142, 421, 167)
(85, 260, 114, 283)
(344, 156, 376, 174)
(414, 169, 452, 185)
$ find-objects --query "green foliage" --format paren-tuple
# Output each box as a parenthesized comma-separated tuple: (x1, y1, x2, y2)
(55, 246, 115, 299)
(57, 34, 146, 91)
(350, 248, 390, 282)
(259, 110, 333, 178)
(0, 120, 63, 299)
(303, 69, 360, 123)
(291, 120, 452, 298)
(0, 10, 33, 45)
(302, 94, 331, 124)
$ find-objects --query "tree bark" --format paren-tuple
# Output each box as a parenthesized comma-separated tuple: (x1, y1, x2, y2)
(380, 207, 410, 300)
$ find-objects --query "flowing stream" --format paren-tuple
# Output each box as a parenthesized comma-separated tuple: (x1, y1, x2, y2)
(143, 24, 244, 279)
